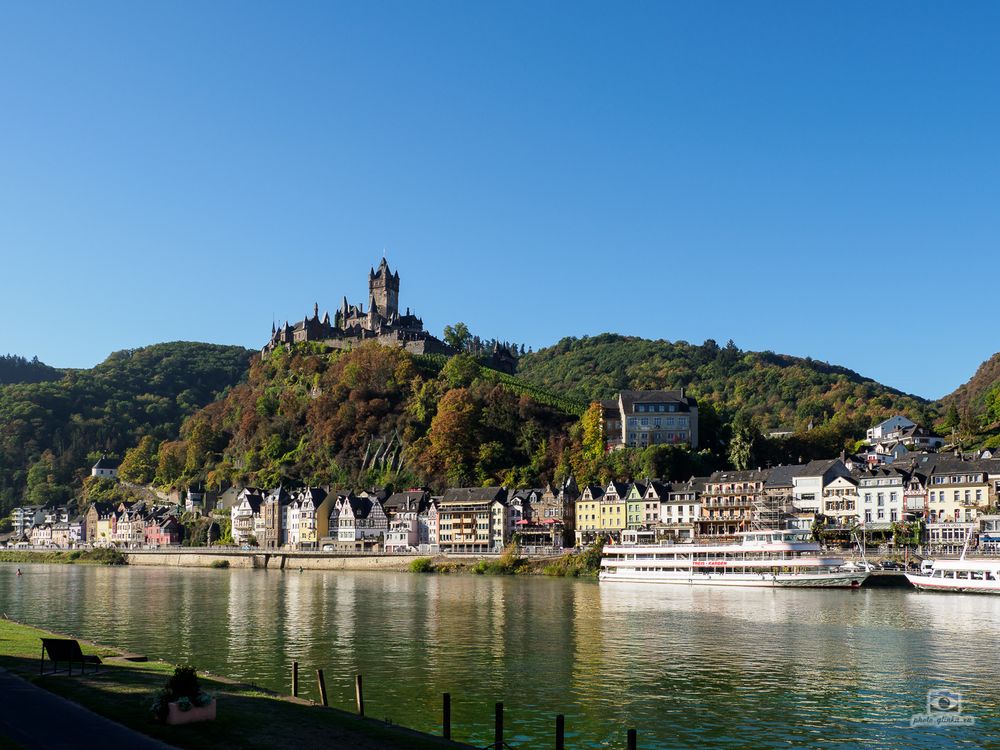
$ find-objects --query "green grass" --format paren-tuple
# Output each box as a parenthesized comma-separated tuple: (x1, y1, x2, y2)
(0, 619, 468, 750)
(0, 549, 126, 565)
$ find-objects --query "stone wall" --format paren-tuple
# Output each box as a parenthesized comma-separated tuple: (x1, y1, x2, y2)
(124, 550, 428, 571)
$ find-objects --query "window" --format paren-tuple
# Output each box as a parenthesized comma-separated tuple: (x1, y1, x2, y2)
(865, 494, 872, 505)
(877, 493, 884, 507)
(865, 511, 872, 522)
(641, 417, 649, 426)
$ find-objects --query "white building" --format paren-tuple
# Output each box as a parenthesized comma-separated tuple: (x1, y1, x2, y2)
(858, 467, 907, 528)
(230, 489, 264, 546)
(866, 416, 915, 444)
(91, 456, 120, 479)
(792, 459, 851, 522)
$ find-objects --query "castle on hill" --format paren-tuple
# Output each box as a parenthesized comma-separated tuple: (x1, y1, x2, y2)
(263, 259, 518, 372)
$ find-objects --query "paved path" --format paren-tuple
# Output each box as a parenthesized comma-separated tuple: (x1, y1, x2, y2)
(0, 668, 176, 750)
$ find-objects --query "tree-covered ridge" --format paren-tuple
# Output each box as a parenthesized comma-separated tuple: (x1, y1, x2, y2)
(138, 343, 578, 492)
(0, 342, 253, 516)
(517, 334, 934, 429)
(0, 354, 61, 385)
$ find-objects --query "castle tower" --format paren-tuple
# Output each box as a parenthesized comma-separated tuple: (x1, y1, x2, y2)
(369, 258, 399, 320)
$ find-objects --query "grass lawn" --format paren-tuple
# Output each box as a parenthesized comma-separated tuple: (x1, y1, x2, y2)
(0, 619, 466, 750)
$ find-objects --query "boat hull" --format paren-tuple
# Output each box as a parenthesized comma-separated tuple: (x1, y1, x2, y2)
(905, 574, 1000, 594)
(599, 571, 869, 588)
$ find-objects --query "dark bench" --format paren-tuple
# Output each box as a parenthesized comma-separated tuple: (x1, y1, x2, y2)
(39, 638, 102, 676)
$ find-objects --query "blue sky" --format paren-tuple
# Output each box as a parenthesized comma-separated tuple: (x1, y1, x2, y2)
(1, 2, 998, 400)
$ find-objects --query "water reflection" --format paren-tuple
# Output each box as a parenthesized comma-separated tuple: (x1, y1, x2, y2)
(1, 564, 997, 749)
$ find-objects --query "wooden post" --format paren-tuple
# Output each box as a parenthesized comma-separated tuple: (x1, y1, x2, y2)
(316, 669, 328, 707)
(627, 728, 637, 750)
(355, 673, 365, 717)
(555, 714, 564, 750)
(494, 702, 503, 750)
(291, 661, 299, 697)
(443, 693, 451, 740)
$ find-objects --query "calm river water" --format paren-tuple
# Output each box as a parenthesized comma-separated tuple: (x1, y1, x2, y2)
(1, 564, 996, 749)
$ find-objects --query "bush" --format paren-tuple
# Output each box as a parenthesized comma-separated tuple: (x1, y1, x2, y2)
(542, 540, 604, 578)
(209, 559, 230, 569)
(409, 557, 435, 573)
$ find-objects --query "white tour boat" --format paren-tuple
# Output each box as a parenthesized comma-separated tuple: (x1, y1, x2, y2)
(906, 526, 1000, 594)
(905, 559, 1000, 594)
(599, 529, 869, 588)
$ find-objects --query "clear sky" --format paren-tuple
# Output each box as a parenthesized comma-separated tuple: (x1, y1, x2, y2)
(1, 2, 997, 400)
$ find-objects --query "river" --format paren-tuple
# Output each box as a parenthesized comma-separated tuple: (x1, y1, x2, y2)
(1, 563, 995, 749)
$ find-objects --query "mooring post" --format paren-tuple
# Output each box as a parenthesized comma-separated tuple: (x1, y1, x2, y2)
(355, 673, 365, 717)
(292, 661, 299, 697)
(627, 728, 637, 750)
(555, 714, 565, 750)
(495, 702, 504, 750)
(443, 692, 452, 740)
(316, 669, 328, 707)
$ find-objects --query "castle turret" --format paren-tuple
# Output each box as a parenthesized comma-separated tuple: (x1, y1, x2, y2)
(369, 258, 399, 319)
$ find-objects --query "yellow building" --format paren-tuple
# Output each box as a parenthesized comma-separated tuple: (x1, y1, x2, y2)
(574, 485, 604, 546)
(927, 459, 992, 523)
(599, 480, 628, 538)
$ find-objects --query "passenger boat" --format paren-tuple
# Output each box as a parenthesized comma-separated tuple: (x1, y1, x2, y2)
(599, 529, 869, 588)
(906, 525, 1000, 594)
(905, 559, 1000, 594)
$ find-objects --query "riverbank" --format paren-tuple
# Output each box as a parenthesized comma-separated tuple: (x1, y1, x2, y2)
(0, 618, 469, 750)
(0, 549, 126, 565)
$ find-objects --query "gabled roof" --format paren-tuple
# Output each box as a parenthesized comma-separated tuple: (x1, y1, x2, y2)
(92, 456, 120, 470)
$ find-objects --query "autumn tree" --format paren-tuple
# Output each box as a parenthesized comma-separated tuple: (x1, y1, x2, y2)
(119, 435, 158, 484)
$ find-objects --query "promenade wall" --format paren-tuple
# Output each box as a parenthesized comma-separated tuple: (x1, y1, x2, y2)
(124, 550, 434, 570)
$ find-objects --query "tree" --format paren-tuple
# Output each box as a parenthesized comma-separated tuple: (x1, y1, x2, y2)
(443, 322, 473, 352)
(580, 402, 604, 463)
(119, 435, 158, 484)
(728, 412, 760, 471)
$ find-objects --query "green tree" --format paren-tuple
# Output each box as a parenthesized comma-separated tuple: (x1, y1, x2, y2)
(728, 412, 760, 471)
(119, 435, 158, 484)
(443, 322, 473, 352)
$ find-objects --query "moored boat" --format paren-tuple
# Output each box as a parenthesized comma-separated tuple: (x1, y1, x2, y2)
(599, 529, 869, 588)
(905, 559, 1000, 594)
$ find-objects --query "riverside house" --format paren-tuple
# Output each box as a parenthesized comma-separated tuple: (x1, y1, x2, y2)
(86, 502, 117, 546)
(696, 470, 769, 538)
(574, 485, 604, 546)
(336, 495, 389, 548)
(437, 487, 509, 553)
(384, 490, 430, 552)
(599, 481, 628, 538)
(231, 489, 264, 546)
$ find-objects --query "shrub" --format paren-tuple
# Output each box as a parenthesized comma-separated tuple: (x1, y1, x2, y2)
(210, 559, 230, 569)
(409, 557, 435, 573)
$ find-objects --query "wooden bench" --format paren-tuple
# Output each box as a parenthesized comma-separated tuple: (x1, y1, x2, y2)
(39, 637, 102, 676)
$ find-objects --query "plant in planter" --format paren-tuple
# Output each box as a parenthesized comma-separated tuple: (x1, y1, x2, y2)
(151, 666, 216, 725)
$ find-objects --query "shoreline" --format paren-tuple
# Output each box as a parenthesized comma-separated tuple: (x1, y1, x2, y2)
(1, 547, 602, 578)
(0, 616, 473, 750)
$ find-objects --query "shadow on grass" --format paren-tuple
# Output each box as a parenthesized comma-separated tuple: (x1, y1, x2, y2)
(0, 655, 470, 750)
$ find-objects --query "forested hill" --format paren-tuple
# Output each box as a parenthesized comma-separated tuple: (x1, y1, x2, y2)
(0, 354, 61, 385)
(940, 352, 1000, 423)
(126, 344, 578, 494)
(517, 334, 934, 430)
(0, 342, 253, 516)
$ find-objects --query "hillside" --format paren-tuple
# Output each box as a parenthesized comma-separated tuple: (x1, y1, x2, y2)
(940, 352, 1000, 420)
(0, 354, 61, 385)
(0, 342, 253, 516)
(517, 334, 934, 431)
(132, 343, 578, 492)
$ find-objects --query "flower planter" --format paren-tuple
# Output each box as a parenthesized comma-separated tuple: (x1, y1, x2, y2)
(166, 699, 217, 725)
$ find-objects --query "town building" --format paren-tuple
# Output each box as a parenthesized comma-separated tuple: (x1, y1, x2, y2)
(791, 459, 852, 527)
(858, 466, 907, 529)
(574, 485, 604, 546)
(866, 415, 916, 443)
(696, 469, 769, 538)
(230, 488, 264, 546)
(657, 478, 703, 542)
(822, 474, 860, 529)
(91, 456, 120, 479)
(601, 390, 699, 450)
(436, 487, 509, 553)
(384, 490, 430, 552)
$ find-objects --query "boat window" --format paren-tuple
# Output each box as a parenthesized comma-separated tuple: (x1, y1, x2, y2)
(932, 570, 943, 578)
